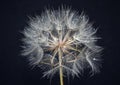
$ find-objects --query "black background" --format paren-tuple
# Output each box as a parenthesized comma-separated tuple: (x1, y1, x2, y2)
(1, 0, 120, 85)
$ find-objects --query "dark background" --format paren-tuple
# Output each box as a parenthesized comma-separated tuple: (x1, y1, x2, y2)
(1, 0, 120, 85)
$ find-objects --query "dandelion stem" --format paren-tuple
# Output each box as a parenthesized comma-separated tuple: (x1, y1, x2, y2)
(60, 65, 64, 85)
(58, 48, 64, 85)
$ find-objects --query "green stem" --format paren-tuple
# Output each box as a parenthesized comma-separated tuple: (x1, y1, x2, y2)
(60, 66, 63, 85)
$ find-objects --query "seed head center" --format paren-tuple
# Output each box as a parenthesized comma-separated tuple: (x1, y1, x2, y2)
(58, 40, 66, 48)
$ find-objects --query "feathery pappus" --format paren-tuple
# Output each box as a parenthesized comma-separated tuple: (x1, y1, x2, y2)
(21, 7, 102, 85)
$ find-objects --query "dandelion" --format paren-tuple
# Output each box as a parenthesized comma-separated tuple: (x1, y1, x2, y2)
(22, 8, 102, 85)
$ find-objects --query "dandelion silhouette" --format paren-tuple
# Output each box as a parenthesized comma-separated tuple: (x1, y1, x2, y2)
(22, 8, 102, 85)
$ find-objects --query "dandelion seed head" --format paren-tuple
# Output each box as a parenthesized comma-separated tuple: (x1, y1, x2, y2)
(22, 8, 102, 78)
